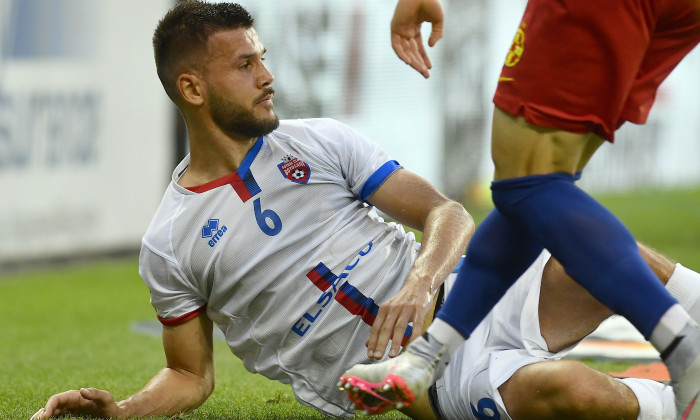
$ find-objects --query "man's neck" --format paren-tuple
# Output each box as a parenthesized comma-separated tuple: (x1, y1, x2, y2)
(178, 131, 259, 188)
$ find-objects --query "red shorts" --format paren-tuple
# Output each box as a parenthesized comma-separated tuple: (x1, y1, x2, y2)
(493, 0, 700, 141)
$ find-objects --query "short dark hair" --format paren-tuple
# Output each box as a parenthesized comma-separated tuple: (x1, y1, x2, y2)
(152, 1, 254, 101)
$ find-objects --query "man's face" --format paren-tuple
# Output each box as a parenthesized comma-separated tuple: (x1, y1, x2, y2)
(203, 27, 279, 139)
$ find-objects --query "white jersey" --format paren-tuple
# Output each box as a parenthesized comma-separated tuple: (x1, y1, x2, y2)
(139, 118, 421, 417)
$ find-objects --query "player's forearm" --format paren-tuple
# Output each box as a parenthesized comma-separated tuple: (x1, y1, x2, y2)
(116, 367, 213, 418)
(410, 200, 473, 292)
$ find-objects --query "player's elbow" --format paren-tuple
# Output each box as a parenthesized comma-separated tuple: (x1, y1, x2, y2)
(456, 201, 475, 234)
(442, 199, 474, 238)
(197, 371, 215, 404)
(180, 375, 214, 413)
(170, 366, 216, 409)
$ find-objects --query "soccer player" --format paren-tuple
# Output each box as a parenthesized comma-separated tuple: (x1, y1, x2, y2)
(30, 2, 697, 420)
(341, 0, 700, 418)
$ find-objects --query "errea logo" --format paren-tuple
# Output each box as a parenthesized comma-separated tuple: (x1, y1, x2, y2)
(202, 219, 227, 248)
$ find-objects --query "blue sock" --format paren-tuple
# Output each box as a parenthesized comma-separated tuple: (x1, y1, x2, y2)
(436, 209, 544, 338)
(491, 173, 677, 338)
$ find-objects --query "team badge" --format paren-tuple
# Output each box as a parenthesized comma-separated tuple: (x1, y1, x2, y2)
(278, 154, 310, 184)
(505, 23, 526, 68)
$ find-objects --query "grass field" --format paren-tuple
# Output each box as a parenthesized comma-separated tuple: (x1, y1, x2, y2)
(1, 186, 699, 419)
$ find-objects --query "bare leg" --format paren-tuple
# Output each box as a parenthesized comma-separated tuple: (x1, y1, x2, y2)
(500, 360, 638, 420)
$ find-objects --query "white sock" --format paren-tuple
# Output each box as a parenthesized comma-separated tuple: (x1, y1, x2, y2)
(617, 377, 675, 420)
(649, 304, 692, 353)
(665, 263, 700, 323)
(426, 318, 464, 358)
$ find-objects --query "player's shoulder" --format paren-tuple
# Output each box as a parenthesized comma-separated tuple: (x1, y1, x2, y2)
(141, 184, 180, 242)
(267, 118, 357, 158)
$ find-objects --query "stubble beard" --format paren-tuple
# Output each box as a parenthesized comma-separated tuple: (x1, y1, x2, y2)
(209, 89, 280, 139)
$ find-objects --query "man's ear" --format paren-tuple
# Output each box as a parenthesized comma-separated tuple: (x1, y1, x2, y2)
(177, 73, 205, 106)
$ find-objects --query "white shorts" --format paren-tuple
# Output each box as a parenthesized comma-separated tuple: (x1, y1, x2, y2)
(433, 250, 577, 420)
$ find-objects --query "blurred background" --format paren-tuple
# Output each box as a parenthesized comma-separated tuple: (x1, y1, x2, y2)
(1, 0, 700, 270)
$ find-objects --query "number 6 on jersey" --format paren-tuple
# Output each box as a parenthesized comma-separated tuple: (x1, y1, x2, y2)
(254, 197, 282, 236)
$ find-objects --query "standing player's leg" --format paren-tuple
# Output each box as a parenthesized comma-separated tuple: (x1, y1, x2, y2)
(486, 111, 700, 419)
(456, 0, 700, 413)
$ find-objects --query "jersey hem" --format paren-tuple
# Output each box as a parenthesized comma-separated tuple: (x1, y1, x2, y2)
(493, 96, 615, 142)
(157, 304, 208, 326)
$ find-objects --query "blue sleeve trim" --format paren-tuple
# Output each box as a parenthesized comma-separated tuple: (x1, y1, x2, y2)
(359, 160, 401, 202)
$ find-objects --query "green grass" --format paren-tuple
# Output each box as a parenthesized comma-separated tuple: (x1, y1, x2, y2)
(0, 259, 409, 419)
(1, 186, 699, 419)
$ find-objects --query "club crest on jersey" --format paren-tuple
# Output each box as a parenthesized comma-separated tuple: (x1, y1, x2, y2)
(278, 154, 310, 184)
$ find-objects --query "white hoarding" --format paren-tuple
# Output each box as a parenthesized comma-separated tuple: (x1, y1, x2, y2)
(0, 0, 175, 265)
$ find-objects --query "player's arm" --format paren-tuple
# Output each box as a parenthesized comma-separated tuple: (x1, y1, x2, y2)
(32, 314, 215, 419)
(391, 0, 444, 78)
(365, 168, 473, 359)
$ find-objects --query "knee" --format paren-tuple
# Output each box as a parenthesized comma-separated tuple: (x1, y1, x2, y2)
(499, 361, 576, 419)
(499, 361, 637, 420)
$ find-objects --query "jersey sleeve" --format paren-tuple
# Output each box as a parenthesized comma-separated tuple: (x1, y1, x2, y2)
(300, 118, 402, 202)
(139, 240, 207, 326)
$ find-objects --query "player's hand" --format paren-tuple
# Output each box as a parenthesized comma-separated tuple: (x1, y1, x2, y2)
(391, 0, 444, 78)
(31, 388, 120, 419)
(366, 279, 433, 360)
